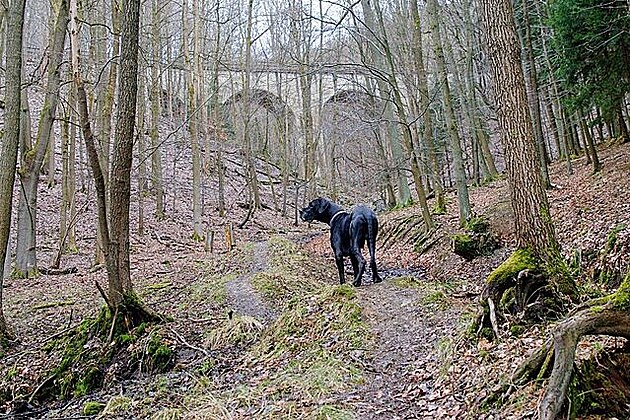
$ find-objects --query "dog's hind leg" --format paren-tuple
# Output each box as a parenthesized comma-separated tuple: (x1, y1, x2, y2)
(350, 240, 366, 287)
(367, 219, 382, 283)
(351, 250, 365, 287)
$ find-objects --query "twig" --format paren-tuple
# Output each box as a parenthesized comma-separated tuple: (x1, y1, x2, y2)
(107, 306, 119, 344)
(186, 317, 220, 324)
(94, 279, 111, 309)
(32, 300, 75, 310)
(39, 266, 79, 275)
(167, 326, 211, 358)
(488, 297, 500, 339)
(28, 373, 56, 404)
(67, 308, 73, 329)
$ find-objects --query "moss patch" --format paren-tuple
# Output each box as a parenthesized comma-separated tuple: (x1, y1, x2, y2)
(390, 276, 423, 288)
(141, 330, 174, 373)
(35, 295, 165, 401)
(451, 216, 500, 261)
(83, 401, 105, 415)
(486, 248, 538, 292)
(612, 270, 630, 310)
(567, 352, 630, 418)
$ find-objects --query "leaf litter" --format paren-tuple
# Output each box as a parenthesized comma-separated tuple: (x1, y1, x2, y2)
(0, 141, 629, 418)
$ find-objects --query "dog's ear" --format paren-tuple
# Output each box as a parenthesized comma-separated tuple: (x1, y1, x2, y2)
(315, 197, 328, 213)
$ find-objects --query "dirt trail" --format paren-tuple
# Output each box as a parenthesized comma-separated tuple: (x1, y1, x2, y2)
(225, 235, 467, 418)
(225, 241, 276, 323)
(348, 273, 465, 419)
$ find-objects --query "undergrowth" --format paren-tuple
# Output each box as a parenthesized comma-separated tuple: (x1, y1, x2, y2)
(186, 236, 369, 418)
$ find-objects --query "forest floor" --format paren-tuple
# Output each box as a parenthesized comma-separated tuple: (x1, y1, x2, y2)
(1, 141, 629, 419)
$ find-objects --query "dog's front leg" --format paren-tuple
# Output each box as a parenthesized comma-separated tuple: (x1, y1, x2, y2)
(335, 255, 346, 284)
(351, 250, 365, 287)
(350, 255, 359, 279)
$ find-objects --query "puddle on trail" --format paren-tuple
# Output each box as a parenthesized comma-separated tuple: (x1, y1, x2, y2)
(378, 267, 426, 280)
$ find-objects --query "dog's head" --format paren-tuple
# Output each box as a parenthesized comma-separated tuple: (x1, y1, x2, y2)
(299, 197, 329, 223)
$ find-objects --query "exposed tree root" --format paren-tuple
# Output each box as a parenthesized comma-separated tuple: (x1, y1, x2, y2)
(475, 249, 576, 339)
(487, 300, 630, 419)
(538, 306, 630, 419)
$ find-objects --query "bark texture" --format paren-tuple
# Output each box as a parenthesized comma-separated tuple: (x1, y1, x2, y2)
(478, 0, 560, 256)
(0, 0, 26, 341)
(108, 0, 142, 304)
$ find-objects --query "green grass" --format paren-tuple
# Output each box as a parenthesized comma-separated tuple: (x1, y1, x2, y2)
(184, 236, 370, 418)
(189, 273, 236, 305)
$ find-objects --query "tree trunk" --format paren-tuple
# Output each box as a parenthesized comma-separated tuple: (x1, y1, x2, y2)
(149, 0, 164, 219)
(137, 64, 147, 236)
(580, 112, 601, 173)
(14, 0, 68, 278)
(518, 0, 550, 187)
(210, 0, 225, 217)
(478, 0, 560, 257)
(410, 0, 445, 212)
(182, 0, 204, 240)
(0, 0, 26, 341)
(360, 0, 411, 205)
(71, 0, 114, 293)
(107, 0, 142, 302)
(241, 0, 261, 210)
(372, 0, 432, 227)
(93, 0, 121, 266)
(462, 0, 499, 180)
(427, 0, 471, 225)
(53, 83, 77, 268)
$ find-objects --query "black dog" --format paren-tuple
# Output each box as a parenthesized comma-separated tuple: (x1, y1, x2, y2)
(300, 197, 382, 286)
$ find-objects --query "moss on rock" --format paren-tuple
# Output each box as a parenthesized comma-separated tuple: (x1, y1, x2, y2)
(143, 331, 174, 373)
(451, 216, 500, 261)
(452, 234, 476, 261)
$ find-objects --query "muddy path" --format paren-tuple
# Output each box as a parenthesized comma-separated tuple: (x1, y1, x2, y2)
(225, 241, 276, 324)
(349, 276, 466, 419)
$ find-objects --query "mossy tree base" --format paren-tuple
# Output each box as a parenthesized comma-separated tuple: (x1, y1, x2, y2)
(475, 249, 576, 338)
(34, 295, 169, 402)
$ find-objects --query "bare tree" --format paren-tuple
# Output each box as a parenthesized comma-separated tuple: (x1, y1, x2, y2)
(182, 0, 204, 240)
(0, 0, 26, 342)
(427, 0, 471, 225)
(70, 0, 157, 318)
(360, 0, 411, 205)
(14, 0, 69, 277)
(149, 0, 164, 219)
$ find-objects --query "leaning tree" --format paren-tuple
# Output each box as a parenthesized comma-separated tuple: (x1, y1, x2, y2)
(70, 0, 157, 322)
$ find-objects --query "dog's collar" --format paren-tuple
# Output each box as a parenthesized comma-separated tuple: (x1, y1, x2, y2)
(329, 210, 348, 225)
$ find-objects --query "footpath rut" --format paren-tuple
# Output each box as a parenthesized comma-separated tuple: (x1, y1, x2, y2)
(225, 241, 276, 323)
(225, 236, 465, 418)
(348, 272, 465, 419)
